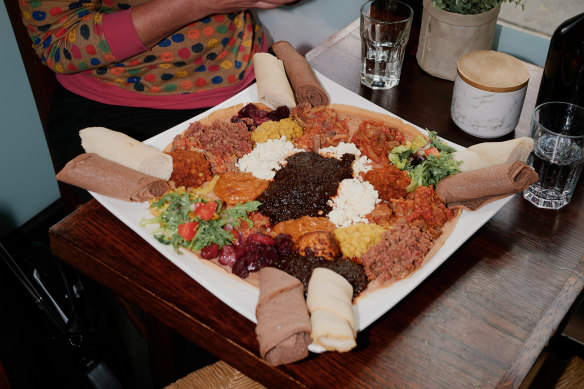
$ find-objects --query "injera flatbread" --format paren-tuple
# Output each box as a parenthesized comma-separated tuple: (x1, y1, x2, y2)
(80, 127, 173, 180)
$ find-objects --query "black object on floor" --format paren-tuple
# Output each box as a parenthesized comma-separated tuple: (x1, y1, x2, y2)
(0, 240, 131, 389)
(0, 201, 135, 388)
(0, 200, 219, 389)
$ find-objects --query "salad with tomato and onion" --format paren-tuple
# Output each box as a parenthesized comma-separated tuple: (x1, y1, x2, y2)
(389, 130, 461, 192)
(141, 188, 260, 256)
(141, 187, 295, 279)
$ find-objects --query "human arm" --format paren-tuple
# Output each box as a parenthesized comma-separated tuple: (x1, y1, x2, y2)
(132, 0, 296, 48)
(19, 0, 295, 74)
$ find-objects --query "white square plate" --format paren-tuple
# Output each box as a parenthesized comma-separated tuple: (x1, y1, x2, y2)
(91, 72, 511, 337)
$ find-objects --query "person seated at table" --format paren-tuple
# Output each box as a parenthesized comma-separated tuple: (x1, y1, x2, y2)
(19, 0, 297, 171)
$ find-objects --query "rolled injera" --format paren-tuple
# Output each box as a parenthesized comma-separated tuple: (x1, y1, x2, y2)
(436, 161, 539, 211)
(272, 40, 330, 107)
(306, 267, 356, 352)
(56, 153, 169, 202)
(252, 53, 296, 108)
(80, 126, 173, 180)
(452, 137, 534, 172)
(255, 267, 311, 366)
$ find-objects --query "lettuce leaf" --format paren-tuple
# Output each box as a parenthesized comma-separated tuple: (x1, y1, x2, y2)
(389, 130, 461, 191)
(143, 191, 261, 253)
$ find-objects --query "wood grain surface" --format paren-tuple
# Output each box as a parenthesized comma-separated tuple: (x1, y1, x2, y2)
(50, 20, 584, 389)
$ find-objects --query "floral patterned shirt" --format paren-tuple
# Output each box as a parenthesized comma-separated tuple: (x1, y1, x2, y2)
(19, 0, 265, 108)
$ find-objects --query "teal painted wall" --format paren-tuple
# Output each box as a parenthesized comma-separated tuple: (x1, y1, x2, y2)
(494, 24, 550, 67)
(0, 2, 60, 238)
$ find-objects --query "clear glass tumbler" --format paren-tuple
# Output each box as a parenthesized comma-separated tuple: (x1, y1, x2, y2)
(360, 0, 413, 90)
(523, 102, 584, 209)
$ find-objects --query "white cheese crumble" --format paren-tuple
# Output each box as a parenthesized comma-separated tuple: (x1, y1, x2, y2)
(319, 142, 373, 178)
(327, 178, 380, 228)
(236, 137, 302, 180)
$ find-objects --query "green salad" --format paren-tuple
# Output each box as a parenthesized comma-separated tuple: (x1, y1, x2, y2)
(389, 130, 461, 192)
(141, 189, 261, 253)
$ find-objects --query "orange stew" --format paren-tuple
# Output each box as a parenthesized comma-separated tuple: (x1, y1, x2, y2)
(270, 216, 337, 242)
(214, 171, 270, 205)
(167, 150, 213, 189)
(362, 164, 410, 201)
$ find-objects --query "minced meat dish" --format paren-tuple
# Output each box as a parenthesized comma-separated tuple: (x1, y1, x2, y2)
(361, 218, 433, 283)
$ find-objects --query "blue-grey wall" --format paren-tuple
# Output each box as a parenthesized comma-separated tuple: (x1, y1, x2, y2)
(0, 1, 60, 238)
(0, 0, 550, 238)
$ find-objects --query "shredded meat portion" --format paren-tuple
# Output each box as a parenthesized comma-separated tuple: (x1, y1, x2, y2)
(390, 186, 455, 239)
(361, 218, 433, 283)
(171, 119, 252, 174)
(351, 120, 406, 164)
(291, 103, 350, 150)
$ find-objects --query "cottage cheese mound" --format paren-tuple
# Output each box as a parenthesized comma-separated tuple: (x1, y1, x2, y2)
(319, 142, 372, 177)
(236, 137, 302, 180)
(327, 178, 380, 228)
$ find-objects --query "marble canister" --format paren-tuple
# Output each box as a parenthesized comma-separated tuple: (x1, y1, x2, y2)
(451, 50, 530, 138)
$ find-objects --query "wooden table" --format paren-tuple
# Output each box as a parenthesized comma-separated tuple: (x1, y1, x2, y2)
(50, 20, 584, 389)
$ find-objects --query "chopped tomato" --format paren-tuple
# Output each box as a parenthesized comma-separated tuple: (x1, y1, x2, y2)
(194, 201, 218, 221)
(424, 147, 440, 158)
(177, 221, 199, 241)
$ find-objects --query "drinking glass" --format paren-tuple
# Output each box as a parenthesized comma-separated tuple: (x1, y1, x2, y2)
(523, 102, 584, 209)
(360, 0, 413, 90)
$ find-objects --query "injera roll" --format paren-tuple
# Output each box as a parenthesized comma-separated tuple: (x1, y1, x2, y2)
(255, 267, 311, 366)
(452, 137, 534, 172)
(56, 153, 169, 202)
(252, 53, 296, 108)
(272, 41, 330, 107)
(80, 126, 173, 180)
(307, 268, 356, 352)
(436, 161, 539, 211)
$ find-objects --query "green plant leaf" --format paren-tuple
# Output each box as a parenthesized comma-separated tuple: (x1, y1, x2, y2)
(432, 0, 525, 15)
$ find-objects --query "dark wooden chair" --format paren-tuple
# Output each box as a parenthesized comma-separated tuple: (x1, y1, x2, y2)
(5, 0, 83, 212)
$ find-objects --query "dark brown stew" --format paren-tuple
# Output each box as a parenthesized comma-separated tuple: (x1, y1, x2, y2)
(257, 151, 355, 224)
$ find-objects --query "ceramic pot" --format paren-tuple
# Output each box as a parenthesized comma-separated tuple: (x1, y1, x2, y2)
(451, 50, 530, 138)
(416, 0, 500, 81)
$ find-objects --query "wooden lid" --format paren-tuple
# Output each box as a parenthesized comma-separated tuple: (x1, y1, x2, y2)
(457, 50, 530, 92)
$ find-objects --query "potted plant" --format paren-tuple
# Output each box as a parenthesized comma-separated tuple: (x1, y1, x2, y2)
(416, 0, 525, 81)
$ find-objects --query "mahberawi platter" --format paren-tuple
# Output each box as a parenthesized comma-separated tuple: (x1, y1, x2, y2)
(90, 72, 512, 345)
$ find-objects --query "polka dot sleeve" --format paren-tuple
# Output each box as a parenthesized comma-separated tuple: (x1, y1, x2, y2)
(102, 9, 147, 61)
(20, 0, 122, 74)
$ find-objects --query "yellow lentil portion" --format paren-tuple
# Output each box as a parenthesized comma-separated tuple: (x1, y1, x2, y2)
(251, 118, 303, 143)
(334, 223, 386, 259)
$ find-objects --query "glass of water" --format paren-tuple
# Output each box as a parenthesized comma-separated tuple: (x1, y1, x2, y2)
(523, 102, 584, 209)
(360, 0, 413, 90)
